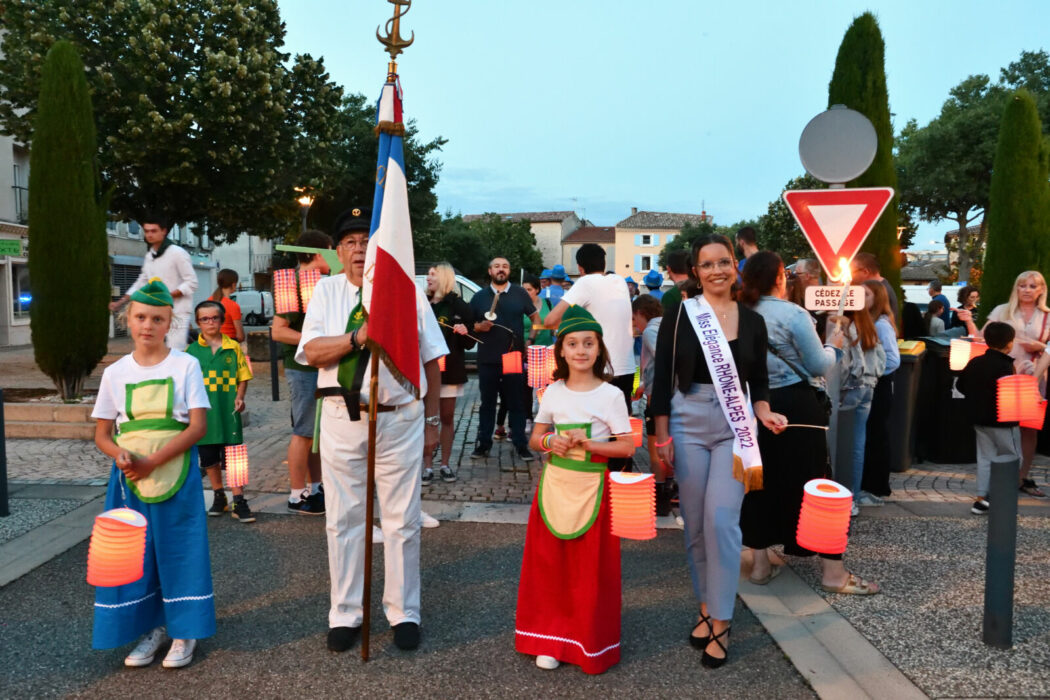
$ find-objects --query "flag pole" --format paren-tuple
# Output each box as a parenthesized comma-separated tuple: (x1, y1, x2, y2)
(362, 0, 415, 663)
(362, 353, 380, 661)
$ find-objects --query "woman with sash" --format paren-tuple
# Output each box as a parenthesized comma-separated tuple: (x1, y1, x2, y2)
(650, 234, 787, 668)
(91, 279, 214, 668)
(514, 306, 635, 674)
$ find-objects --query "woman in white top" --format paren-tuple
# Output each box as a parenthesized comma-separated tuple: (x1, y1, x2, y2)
(984, 270, 1050, 497)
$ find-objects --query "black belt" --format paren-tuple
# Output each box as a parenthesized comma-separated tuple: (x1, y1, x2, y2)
(316, 387, 395, 418)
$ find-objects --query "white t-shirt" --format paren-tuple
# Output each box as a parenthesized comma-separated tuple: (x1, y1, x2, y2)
(295, 274, 449, 406)
(561, 273, 636, 376)
(534, 380, 632, 439)
(127, 244, 197, 318)
(92, 351, 210, 429)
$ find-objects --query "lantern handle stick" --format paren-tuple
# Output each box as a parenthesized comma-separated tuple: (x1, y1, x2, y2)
(783, 424, 830, 431)
(361, 353, 380, 662)
(437, 320, 484, 344)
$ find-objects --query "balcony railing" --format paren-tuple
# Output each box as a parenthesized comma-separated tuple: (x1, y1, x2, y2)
(12, 185, 28, 224)
(251, 253, 272, 273)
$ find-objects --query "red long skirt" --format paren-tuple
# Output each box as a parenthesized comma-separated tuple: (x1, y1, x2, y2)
(514, 475, 621, 674)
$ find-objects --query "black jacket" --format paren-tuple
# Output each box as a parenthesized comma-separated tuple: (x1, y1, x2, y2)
(957, 348, 1018, 427)
(650, 299, 770, 416)
(430, 293, 475, 385)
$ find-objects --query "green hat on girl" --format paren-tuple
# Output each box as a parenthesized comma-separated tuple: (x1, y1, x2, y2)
(557, 305, 603, 337)
(130, 278, 174, 307)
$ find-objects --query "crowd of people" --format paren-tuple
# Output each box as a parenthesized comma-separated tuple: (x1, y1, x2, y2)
(90, 212, 1048, 673)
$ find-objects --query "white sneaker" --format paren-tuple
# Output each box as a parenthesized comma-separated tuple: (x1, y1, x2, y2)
(124, 627, 168, 667)
(536, 654, 560, 670)
(372, 525, 384, 544)
(162, 638, 196, 668)
(420, 511, 440, 528)
(850, 502, 860, 517)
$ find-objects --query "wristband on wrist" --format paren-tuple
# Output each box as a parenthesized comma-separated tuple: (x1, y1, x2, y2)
(655, 436, 673, 448)
(540, 432, 554, 452)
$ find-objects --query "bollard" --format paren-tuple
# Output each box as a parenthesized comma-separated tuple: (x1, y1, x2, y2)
(983, 454, 1019, 649)
(269, 329, 280, 402)
(0, 388, 8, 517)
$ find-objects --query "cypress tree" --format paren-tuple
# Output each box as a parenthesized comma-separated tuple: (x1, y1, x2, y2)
(828, 12, 901, 293)
(979, 90, 1050, 324)
(28, 41, 109, 399)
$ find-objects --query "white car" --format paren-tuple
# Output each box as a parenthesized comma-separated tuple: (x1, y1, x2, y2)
(230, 290, 274, 325)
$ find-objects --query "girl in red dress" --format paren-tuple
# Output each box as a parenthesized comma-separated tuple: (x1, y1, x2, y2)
(515, 306, 635, 673)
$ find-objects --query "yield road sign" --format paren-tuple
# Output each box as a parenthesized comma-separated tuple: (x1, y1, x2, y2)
(782, 187, 894, 282)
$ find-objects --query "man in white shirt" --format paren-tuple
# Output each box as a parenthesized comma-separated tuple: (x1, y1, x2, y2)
(110, 213, 197, 350)
(296, 207, 447, 654)
(544, 244, 636, 467)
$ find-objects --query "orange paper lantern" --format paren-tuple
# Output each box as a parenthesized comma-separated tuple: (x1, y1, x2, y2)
(949, 338, 971, 371)
(997, 375, 1043, 423)
(297, 268, 321, 311)
(1021, 399, 1048, 431)
(629, 417, 644, 447)
(527, 345, 552, 388)
(609, 472, 657, 540)
(86, 508, 148, 587)
(502, 351, 523, 374)
(225, 444, 250, 488)
(796, 479, 852, 555)
(273, 268, 299, 315)
(969, 341, 988, 361)
(437, 355, 446, 372)
(545, 345, 558, 380)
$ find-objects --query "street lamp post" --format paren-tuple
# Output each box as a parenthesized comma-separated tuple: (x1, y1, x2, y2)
(295, 187, 315, 234)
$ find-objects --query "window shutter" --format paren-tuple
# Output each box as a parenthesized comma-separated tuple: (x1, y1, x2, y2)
(634, 234, 641, 246)
(653, 234, 661, 245)
(634, 254, 642, 272)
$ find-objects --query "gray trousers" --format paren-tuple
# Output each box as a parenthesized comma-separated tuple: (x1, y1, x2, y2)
(670, 383, 744, 621)
(973, 425, 1021, 498)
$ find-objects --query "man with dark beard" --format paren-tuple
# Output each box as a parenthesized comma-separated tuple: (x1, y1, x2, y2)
(469, 257, 540, 460)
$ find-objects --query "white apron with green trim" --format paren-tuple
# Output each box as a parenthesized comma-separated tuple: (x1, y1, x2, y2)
(115, 377, 190, 503)
(538, 422, 608, 540)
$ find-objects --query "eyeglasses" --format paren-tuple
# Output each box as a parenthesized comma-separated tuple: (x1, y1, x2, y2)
(696, 258, 734, 273)
(198, 316, 222, 323)
(338, 238, 369, 250)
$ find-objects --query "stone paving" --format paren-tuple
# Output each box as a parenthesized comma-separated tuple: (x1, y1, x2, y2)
(7, 361, 1050, 506)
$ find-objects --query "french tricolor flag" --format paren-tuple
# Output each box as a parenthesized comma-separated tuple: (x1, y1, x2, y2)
(363, 78, 420, 395)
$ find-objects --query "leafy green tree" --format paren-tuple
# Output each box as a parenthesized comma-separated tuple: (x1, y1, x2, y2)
(306, 93, 446, 255)
(466, 214, 544, 281)
(657, 218, 717, 269)
(979, 90, 1050, 323)
(0, 0, 343, 243)
(28, 41, 109, 399)
(896, 51, 1050, 282)
(828, 12, 900, 292)
(424, 214, 490, 281)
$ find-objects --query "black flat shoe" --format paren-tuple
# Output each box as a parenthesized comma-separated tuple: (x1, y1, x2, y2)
(689, 611, 712, 649)
(326, 626, 361, 652)
(701, 625, 731, 669)
(392, 621, 420, 650)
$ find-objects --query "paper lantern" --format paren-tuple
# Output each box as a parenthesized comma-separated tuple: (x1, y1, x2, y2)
(437, 355, 446, 372)
(796, 479, 852, 555)
(629, 417, 644, 447)
(544, 345, 557, 382)
(502, 351, 523, 375)
(225, 444, 250, 488)
(997, 374, 1043, 423)
(1021, 399, 1048, 431)
(273, 268, 299, 314)
(536, 386, 546, 403)
(86, 508, 148, 587)
(527, 345, 547, 388)
(609, 472, 657, 540)
(298, 268, 322, 311)
(969, 341, 988, 361)
(949, 338, 971, 371)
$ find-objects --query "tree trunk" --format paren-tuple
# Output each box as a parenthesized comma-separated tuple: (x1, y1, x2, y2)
(52, 372, 85, 402)
(956, 218, 970, 284)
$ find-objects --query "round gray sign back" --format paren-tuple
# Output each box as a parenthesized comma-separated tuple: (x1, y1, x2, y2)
(798, 105, 877, 184)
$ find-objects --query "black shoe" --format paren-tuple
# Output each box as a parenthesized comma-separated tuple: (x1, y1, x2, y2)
(439, 466, 457, 482)
(701, 625, 731, 669)
(971, 498, 989, 515)
(689, 611, 712, 649)
(208, 490, 228, 517)
(327, 626, 361, 652)
(231, 497, 255, 523)
(470, 446, 489, 459)
(392, 621, 420, 650)
(287, 493, 325, 516)
(421, 467, 434, 486)
(656, 482, 671, 517)
(516, 445, 535, 462)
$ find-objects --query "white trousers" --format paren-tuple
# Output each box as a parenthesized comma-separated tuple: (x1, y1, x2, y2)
(320, 396, 423, 628)
(165, 312, 191, 351)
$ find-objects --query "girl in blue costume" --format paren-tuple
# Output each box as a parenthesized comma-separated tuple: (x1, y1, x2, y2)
(91, 279, 215, 668)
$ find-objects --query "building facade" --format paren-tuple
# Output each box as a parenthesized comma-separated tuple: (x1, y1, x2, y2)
(463, 210, 582, 270)
(614, 208, 708, 278)
(561, 226, 616, 274)
(0, 136, 30, 346)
